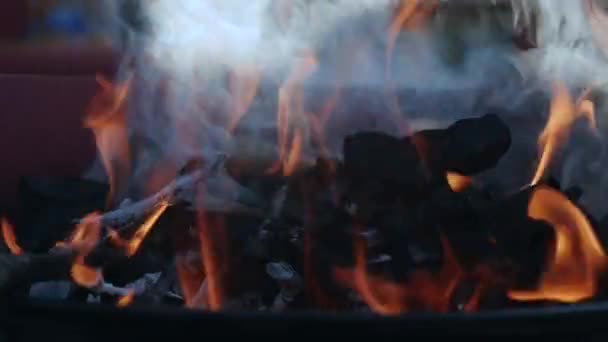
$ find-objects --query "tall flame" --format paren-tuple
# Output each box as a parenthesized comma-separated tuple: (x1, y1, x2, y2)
(385, 0, 438, 132)
(195, 183, 229, 312)
(531, 82, 597, 186)
(84, 74, 133, 208)
(176, 254, 206, 308)
(509, 186, 607, 303)
(1, 218, 23, 255)
(273, 53, 319, 175)
(227, 66, 260, 133)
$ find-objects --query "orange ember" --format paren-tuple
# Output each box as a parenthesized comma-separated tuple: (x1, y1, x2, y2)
(531, 82, 597, 186)
(117, 291, 135, 307)
(125, 201, 169, 257)
(84, 74, 133, 208)
(57, 213, 103, 288)
(446, 172, 473, 193)
(71, 261, 103, 288)
(2, 218, 23, 255)
(508, 186, 607, 303)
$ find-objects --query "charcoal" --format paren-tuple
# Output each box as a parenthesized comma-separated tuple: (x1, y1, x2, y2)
(343, 131, 432, 206)
(281, 158, 342, 224)
(409, 114, 512, 175)
(482, 187, 554, 285)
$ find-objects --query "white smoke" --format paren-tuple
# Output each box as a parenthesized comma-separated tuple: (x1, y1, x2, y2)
(91, 0, 608, 206)
(511, 0, 608, 87)
(141, 0, 393, 78)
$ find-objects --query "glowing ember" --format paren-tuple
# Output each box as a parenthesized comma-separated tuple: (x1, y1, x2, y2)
(509, 186, 607, 303)
(531, 82, 597, 186)
(125, 201, 170, 257)
(57, 213, 103, 288)
(1, 218, 23, 255)
(117, 291, 135, 307)
(71, 261, 103, 289)
(446, 172, 473, 193)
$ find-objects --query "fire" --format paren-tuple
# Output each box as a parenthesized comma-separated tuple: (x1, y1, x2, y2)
(387, 0, 438, 70)
(197, 212, 227, 311)
(71, 262, 103, 289)
(1, 218, 23, 255)
(84, 74, 133, 208)
(125, 201, 170, 257)
(228, 66, 260, 133)
(531, 82, 597, 186)
(273, 53, 319, 175)
(58, 213, 103, 288)
(176, 254, 206, 308)
(117, 291, 135, 307)
(446, 172, 473, 193)
(385, 0, 438, 132)
(335, 234, 478, 315)
(508, 186, 607, 303)
(282, 129, 303, 177)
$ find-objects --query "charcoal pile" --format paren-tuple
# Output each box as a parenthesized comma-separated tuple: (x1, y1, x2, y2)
(1, 112, 606, 315)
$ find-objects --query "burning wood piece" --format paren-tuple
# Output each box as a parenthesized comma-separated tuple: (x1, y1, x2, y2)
(75, 155, 226, 229)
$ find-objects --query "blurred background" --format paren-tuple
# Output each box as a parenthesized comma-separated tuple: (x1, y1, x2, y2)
(0, 0, 109, 44)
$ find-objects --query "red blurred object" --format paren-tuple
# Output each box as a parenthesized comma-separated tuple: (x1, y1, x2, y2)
(0, 42, 119, 215)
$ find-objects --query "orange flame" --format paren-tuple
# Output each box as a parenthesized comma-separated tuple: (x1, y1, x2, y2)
(2, 218, 23, 255)
(117, 291, 135, 307)
(508, 186, 607, 303)
(531, 83, 597, 186)
(387, 0, 436, 71)
(176, 254, 206, 308)
(446, 172, 473, 193)
(272, 54, 318, 175)
(197, 213, 228, 312)
(125, 201, 169, 257)
(58, 213, 103, 288)
(228, 66, 260, 133)
(71, 261, 103, 288)
(282, 129, 303, 176)
(385, 0, 438, 132)
(84, 74, 133, 208)
(335, 235, 475, 315)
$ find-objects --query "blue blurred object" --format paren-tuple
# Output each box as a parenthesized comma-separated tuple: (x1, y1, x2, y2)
(45, 4, 88, 36)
